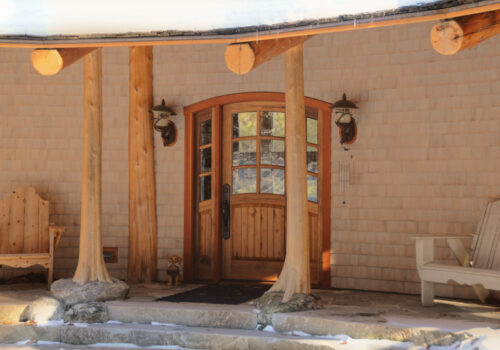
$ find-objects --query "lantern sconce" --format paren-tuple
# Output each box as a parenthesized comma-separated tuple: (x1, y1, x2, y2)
(150, 99, 177, 147)
(332, 93, 358, 145)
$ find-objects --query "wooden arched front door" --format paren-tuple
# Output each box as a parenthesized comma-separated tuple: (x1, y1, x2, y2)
(184, 93, 331, 287)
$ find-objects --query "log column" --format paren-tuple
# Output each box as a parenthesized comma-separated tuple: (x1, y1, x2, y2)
(73, 48, 112, 285)
(127, 46, 158, 283)
(268, 44, 310, 302)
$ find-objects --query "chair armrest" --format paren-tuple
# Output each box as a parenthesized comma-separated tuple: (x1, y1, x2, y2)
(49, 224, 65, 250)
(411, 235, 472, 267)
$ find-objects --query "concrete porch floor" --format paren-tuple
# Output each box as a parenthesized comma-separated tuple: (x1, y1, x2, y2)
(1, 282, 500, 348)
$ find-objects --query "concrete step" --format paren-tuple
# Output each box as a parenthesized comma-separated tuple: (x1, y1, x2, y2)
(0, 344, 196, 350)
(0, 322, 414, 350)
(273, 311, 462, 347)
(107, 301, 258, 329)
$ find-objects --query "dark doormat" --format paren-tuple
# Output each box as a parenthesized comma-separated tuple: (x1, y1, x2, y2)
(156, 284, 270, 305)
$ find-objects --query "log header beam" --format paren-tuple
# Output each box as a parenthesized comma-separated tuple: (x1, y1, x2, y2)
(31, 48, 97, 76)
(431, 10, 500, 55)
(225, 36, 311, 74)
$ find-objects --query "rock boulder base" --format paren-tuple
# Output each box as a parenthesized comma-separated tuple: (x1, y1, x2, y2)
(255, 292, 322, 325)
(51, 278, 129, 306)
(64, 302, 109, 323)
(19, 296, 64, 323)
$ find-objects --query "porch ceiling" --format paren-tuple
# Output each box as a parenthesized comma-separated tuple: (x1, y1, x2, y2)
(0, 0, 498, 48)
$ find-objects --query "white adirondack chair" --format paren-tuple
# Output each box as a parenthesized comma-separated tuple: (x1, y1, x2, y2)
(413, 199, 500, 306)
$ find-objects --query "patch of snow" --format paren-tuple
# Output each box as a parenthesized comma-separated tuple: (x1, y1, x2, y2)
(72, 322, 89, 327)
(317, 334, 350, 341)
(151, 321, 179, 327)
(289, 330, 312, 337)
(106, 320, 124, 324)
(147, 346, 202, 350)
(91, 343, 141, 348)
(43, 319, 65, 326)
(0, 0, 443, 36)
(262, 325, 275, 332)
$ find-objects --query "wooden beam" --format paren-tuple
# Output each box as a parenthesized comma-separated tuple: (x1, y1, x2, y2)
(73, 48, 113, 285)
(127, 46, 158, 284)
(31, 48, 96, 76)
(224, 36, 311, 74)
(268, 43, 310, 302)
(431, 10, 500, 55)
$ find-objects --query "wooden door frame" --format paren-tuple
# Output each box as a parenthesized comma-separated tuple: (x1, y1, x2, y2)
(183, 92, 332, 287)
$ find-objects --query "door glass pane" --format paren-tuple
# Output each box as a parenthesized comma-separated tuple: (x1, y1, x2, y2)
(201, 147, 211, 172)
(261, 111, 285, 137)
(260, 168, 285, 195)
(307, 175, 318, 203)
(261, 140, 285, 166)
(233, 168, 257, 194)
(306, 146, 318, 173)
(233, 112, 257, 137)
(201, 119, 212, 145)
(307, 118, 318, 144)
(232, 140, 256, 166)
(200, 175, 211, 201)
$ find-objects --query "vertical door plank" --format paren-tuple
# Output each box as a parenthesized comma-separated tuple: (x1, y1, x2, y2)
(241, 207, 249, 257)
(0, 196, 10, 254)
(203, 212, 210, 256)
(208, 212, 213, 257)
(23, 187, 39, 253)
(274, 207, 285, 259)
(266, 207, 273, 259)
(38, 199, 50, 253)
(232, 207, 242, 258)
(0, 197, 10, 253)
(254, 206, 266, 257)
(8, 187, 25, 254)
(199, 212, 205, 256)
(259, 206, 267, 258)
(313, 214, 319, 262)
(248, 207, 256, 258)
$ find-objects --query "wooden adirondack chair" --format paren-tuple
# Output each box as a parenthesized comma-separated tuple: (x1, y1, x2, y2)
(0, 187, 65, 287)
(413, 199, 500, 306)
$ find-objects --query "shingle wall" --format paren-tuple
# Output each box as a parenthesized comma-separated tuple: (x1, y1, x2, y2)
(0, 21, 499, 298)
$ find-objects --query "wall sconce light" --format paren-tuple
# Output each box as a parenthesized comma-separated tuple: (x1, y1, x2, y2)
(150, 99, 177, 147)
(332, 93, 358, 144)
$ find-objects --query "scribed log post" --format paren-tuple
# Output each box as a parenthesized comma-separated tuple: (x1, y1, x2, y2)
(431, 10, 500, 55)
(31, 48, 97, 76)
(268, 44, 310, 302)
(224, 36, 311, 74)
(127, 46, 158, 283)
(73, 48, 112, 285)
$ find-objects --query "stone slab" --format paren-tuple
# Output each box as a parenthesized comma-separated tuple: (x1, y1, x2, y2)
(107, 301, 258, 329)
(272, 311, 465, 346)
(0, 325, 59, 344)
(0, 345, 196, 350)
(0, 323, 344, 350)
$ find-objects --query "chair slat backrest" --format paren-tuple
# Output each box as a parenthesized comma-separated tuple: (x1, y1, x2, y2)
(0, 187, 50, 254)
(470, 200, 500, 270)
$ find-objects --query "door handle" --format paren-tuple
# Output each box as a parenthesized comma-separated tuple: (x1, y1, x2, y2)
(222, 184, 231, 240)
